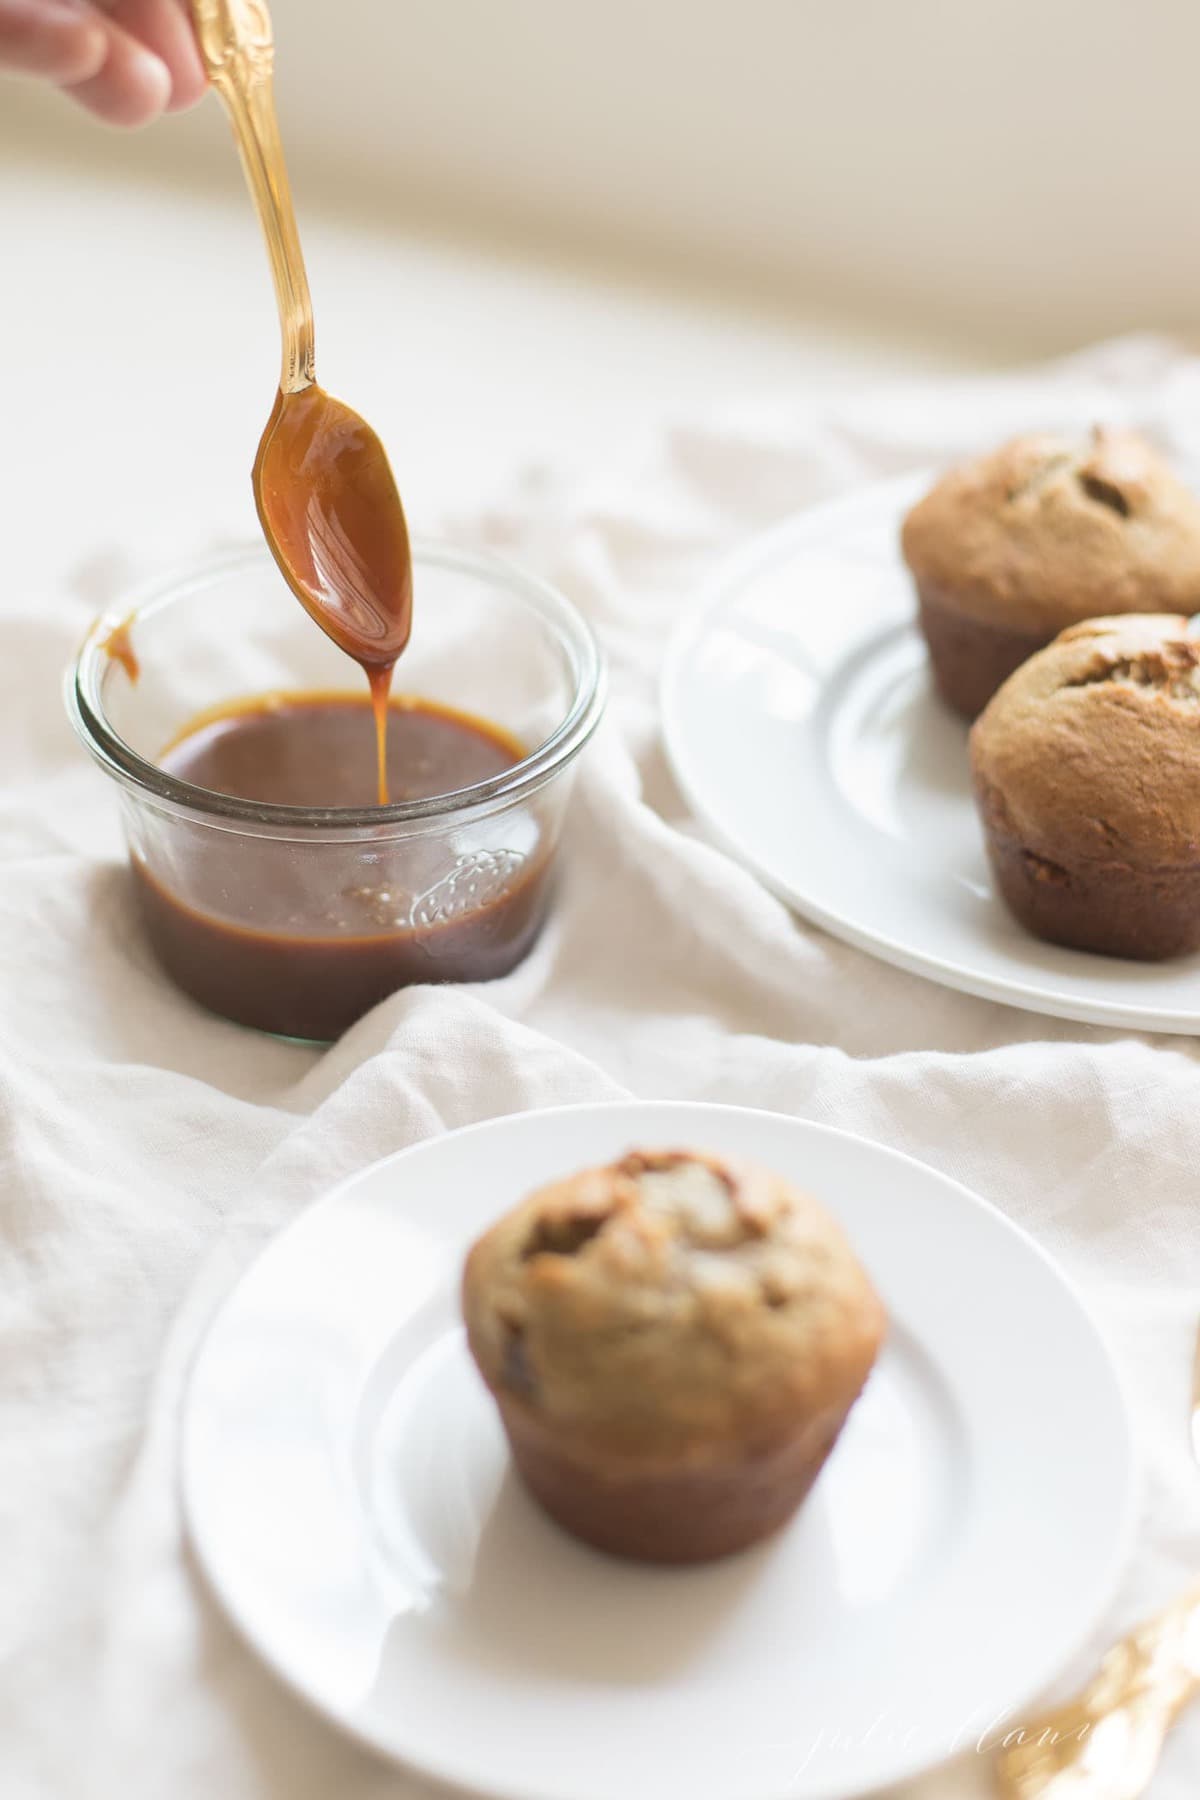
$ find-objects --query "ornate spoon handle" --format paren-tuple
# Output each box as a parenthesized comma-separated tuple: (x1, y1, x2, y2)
(996, 1578, 1200, 1799)
(189, 0, 315, 393)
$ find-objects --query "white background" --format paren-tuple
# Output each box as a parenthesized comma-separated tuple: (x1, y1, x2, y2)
(6, 0, 1200, 350)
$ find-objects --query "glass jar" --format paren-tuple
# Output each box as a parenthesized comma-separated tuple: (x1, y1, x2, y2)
(67, 542, 604, 1041)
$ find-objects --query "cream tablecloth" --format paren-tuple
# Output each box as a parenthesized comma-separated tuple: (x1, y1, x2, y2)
(5, 334, 1200, 1800)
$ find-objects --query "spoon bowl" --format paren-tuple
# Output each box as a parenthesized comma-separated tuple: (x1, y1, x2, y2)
(253, 383, 413, 669)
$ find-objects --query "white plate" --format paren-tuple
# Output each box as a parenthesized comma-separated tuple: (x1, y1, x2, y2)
(182, 1102, 1135, 1800)
(662, 475, 1200, 1033)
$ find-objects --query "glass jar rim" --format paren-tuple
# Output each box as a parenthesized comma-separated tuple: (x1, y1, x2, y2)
(66, 539, 606, 830)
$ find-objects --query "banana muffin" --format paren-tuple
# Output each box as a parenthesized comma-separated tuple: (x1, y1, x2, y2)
(901, 427, 1200, 719)
(462, 1148, 885, 1564)
(971, 614, 1200, 959)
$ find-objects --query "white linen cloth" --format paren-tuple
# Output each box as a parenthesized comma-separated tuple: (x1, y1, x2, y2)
(5, 333, 1200, 1800)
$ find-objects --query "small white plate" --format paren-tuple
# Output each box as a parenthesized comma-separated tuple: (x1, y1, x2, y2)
(662, 475, 1200, 1033)
(183, 1102, 1135, 1800)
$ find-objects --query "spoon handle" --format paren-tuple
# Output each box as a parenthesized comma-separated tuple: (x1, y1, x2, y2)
(190, 0, 315, 393)
(995, 1577, 1200, 1798)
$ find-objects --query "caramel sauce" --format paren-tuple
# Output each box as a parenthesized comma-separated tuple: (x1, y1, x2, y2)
(157, 689, 525, 802)
(253, 383, 413, 804)
(100, 614, 140, 683)
(135, 691, 550, 1040)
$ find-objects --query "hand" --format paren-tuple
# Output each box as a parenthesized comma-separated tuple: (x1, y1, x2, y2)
(0, 0, 206, 126)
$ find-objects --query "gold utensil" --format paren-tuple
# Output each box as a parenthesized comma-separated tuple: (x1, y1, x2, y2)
(996, 1582, 1200, 1798)
(996, 1324, 1200, 1799)
(190, 0, 412, 803)
(190, 0, 312, 394)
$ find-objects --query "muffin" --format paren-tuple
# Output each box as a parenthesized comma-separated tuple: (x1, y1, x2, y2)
(971, 614, 1200, 959)
(901, 427, 1200, 719)
(462, 1148, 885, 1564)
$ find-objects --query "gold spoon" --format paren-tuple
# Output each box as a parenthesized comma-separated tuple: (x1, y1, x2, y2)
(190, 0, 412, 804)
(996, 1579, 1200, 1798)
(997, 1321, 1200, 1798)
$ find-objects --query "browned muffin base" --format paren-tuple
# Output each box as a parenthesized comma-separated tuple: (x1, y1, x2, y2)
(982, 821, 1200, 960)
(499, 1396, 852, 1564)
(917, 583, 1052, 721)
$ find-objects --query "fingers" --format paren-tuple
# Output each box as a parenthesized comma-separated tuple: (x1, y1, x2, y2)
(0, 0, 109, 84)
(0, 0, 210, 129)
(101, 0, 206, 111)
(65, 0, 209, 127)
(64, 13, 172, 125)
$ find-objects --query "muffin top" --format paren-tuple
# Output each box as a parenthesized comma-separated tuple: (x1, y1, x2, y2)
(970, 614, 1200, 866)
(901, 428, 1200, 633)
(462, 1149, 885, 1463)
